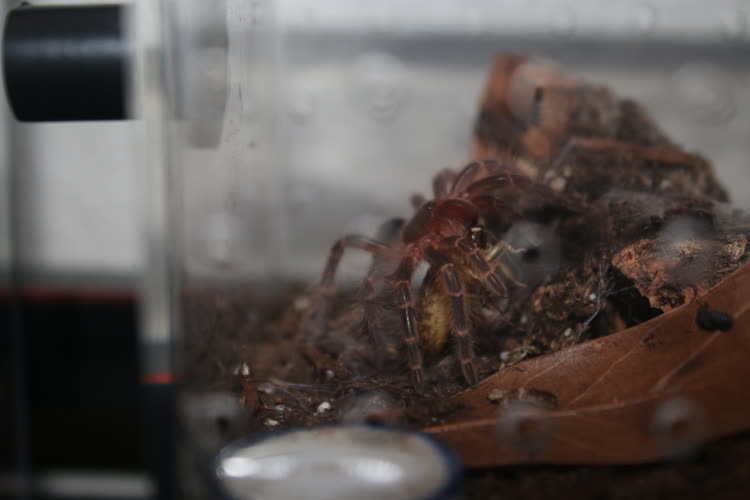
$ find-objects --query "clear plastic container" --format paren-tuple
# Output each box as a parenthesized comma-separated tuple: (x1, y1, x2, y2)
(132, 1, 750, 497)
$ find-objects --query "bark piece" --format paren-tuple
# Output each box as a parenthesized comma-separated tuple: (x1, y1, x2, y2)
(612, 234, 747, 312)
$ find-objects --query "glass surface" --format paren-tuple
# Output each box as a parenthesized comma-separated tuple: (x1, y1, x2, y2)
(175, 0, 750, 285)
(138, 1, 750, 497)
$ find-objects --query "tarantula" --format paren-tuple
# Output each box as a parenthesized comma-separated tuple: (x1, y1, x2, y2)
(309, 158, 549, 392)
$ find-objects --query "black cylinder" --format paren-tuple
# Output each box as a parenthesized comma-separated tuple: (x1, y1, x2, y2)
(3, 4, 127, 122)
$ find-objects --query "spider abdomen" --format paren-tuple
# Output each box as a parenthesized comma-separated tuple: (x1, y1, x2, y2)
(416, 263, 484, 358)
(417, 268, 452, 356)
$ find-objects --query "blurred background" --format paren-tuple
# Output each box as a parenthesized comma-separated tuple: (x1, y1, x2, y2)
(8, 0, 750, 287)
(1, 0, 749, 499)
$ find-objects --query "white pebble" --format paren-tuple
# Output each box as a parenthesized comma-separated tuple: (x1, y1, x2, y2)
(488, 389, 507, 401)
(274, 404, 287, 412)
(317, 401, 332, 413)
(264, 418, 280, 427)
(293, 296, 310, 311)
(325, 369, 334, 380)
(549, 177, 566, 192)
(233, 362, 250, 377)
(563, 328, 572, 337)
(588, 293, 597, 301)
(500, 351, 510, 361)
(258, 383, 275, 395)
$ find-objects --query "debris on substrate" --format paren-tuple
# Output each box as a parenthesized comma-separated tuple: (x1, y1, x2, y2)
(181, 54, 750, 495)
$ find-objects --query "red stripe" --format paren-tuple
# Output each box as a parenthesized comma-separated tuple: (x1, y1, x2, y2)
(142, 372, 176, 384)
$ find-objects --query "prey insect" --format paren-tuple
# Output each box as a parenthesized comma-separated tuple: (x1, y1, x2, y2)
(308, 158, 546, 392)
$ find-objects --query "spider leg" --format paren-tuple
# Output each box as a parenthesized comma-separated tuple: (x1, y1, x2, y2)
(388, 256, 425, 392)
(465, 167, 557, 222)
(465, 173, 539, 197)
(360, 218, 405, 367)
(471, 224, 533, 261)
(483, 239, 529, 289)
(440, 236, 509, 299)
(471, 195, 520, 220)
(410, 194, 426, 209)
(308, 235, 390, 338)
(359, 268, 395, 367)
(411, 168, 457, 211)
(451, 161, 481, 193)
(423, 247, 479, 386)
(452, 158, 516, 193)
(457, 156, 555, 204)
(432, 168, 456, 199)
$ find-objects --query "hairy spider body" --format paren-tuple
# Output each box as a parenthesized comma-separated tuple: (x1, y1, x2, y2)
(415, 269, 452, 356)
(310, 158, 541, 392)
(416, 232, 522, 359)
(416, 262, 483, 358)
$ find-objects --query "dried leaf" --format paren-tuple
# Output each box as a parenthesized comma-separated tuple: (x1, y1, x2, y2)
(424, 260, 750, 466)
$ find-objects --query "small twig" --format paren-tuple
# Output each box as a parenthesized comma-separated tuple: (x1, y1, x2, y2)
(577, 262, 611, 341)
(577, 295, 603, 341)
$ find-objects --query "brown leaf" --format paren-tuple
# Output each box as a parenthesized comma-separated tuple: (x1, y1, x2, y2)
(424, 260, 750, 466)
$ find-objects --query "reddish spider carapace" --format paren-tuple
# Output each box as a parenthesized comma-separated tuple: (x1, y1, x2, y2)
(309, 158, 543, 392)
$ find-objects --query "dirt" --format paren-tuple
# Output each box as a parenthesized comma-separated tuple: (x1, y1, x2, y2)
(464, 431, 750, 500)
(181, 284, 750, 498)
